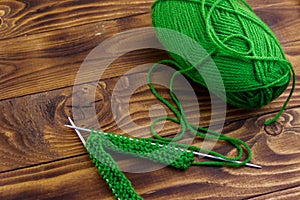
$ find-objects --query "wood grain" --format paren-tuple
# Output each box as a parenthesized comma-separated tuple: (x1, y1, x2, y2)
(0, 0, 299, 100)
(0, 0, 299, 199)
(0, 107, 299, 200)
(0, 71, 299, 173)
(0, 12, 157, 101)
(0, 0, 153, 39)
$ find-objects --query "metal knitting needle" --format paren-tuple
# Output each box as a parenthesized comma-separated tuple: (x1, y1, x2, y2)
(68, 117, 86, 146)
(65, 117, 262, 169)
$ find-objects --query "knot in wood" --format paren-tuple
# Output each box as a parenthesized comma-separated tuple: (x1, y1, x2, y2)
(264, 121, 283, 136)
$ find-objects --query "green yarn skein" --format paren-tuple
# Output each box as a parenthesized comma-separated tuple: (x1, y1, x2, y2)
(151, 0, 294, 111)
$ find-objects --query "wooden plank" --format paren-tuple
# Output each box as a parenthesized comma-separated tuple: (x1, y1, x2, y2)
(0, 155, 113, 200)
(0, 0, 153, 39)
(0, 13, 158, 101)
(0, 68, 299, 172)
(0, 0, 299, 199)
(0, 0, 299, 100)
(0, 107, 299, 199)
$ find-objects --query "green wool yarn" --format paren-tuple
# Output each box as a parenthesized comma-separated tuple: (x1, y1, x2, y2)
(151, 0, 294, 114)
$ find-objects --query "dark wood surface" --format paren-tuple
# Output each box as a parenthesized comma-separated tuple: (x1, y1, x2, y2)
(0, 0, 299, 199)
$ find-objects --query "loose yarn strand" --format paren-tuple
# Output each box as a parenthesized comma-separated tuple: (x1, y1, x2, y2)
(148, 61, 252, 166)
(265, 64, 296, 125)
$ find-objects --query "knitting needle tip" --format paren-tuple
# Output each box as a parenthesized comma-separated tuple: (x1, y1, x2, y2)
(66, 118, 86, 145)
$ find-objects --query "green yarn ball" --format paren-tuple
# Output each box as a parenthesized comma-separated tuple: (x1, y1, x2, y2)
(151, 0, 292, 108)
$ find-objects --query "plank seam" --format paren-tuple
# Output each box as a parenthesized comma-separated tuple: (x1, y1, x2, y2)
(0, 152, 88, 174)
(245, 184, 300, 199)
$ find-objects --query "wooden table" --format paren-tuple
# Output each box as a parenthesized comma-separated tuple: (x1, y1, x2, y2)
(0, 0, 299, 199)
